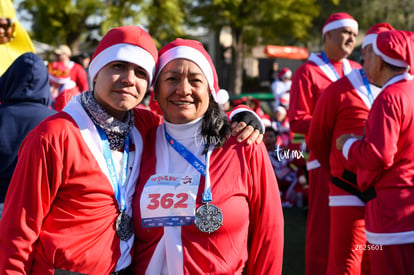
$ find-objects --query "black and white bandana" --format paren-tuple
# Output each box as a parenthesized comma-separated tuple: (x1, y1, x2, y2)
(80, 91, 134, 150)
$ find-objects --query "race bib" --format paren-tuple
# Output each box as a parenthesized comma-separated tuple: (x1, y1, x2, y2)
(140, 174, 200, 228)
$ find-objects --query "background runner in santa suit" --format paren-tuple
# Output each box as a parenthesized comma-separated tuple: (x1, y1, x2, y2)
(0, 25, 263, 275)
(132, 38, 284, 275)
(287, 12, 361, 275)
(337, 30, 414, 275)
(308, 23, 394, 275)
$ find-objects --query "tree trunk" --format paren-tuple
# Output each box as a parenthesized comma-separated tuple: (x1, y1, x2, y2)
(231, 28, 244, 95)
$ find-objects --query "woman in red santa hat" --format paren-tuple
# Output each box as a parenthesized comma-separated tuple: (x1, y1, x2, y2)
(337, 29, 414, 275)
(132, 38, 284, 275)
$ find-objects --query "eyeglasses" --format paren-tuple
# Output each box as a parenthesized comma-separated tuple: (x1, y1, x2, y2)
(0, 19, 12, 30)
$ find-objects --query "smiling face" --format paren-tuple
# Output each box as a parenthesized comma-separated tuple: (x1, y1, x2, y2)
(93, 61, 149, 121)
(155, 59, 210, 124)
(0, 18, 14, 44)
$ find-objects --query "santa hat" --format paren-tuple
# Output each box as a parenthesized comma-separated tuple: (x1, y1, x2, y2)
(48, 61, 75, 87)
(278, 67, 292, 79)
(88, 25, 158, 87)
(362, 23, 394, 48)
(373, 30, 414, 74)
(155, 38, 229, 105)
(322, 12, 358, 36)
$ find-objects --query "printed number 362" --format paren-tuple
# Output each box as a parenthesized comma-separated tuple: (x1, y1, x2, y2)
(147, 193, 188, 210)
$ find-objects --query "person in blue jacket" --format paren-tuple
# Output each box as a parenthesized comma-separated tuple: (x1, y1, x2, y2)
(0, 52, 56, 216)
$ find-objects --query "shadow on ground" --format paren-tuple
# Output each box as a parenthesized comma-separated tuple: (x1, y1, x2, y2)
(282, 206, 307, 275)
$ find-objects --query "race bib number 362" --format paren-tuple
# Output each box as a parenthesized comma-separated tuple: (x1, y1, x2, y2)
(140, 174, 200, 228)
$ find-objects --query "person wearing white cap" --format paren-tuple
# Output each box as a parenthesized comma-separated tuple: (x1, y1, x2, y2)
(287, 12, 361, 275)
(336, 29, 414, 275)
(308, 23, 394, 275)
(271, 67, 292, 110)
(132, 38, 284, 275)
(54, 44, 90, 93)
(0, 26, 263, 274)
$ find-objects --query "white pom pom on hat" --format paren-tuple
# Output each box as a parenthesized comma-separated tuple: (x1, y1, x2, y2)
(156, 38, 229, 104)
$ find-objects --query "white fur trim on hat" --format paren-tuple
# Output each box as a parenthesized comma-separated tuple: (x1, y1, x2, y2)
(156, 45, 228, 103)
(373, 37, 409, 68)
(322, 19, 358, 35)
(362, 33, 377, 48)
(88, 43, 156, 85)
(49, 74, 71, 85)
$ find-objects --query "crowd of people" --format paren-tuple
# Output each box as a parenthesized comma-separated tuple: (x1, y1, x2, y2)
(287, 12, 414, 275)
(0, 6, 414, 275)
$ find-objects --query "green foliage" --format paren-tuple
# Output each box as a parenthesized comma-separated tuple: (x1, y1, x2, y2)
(145, 0, 187, 48)
(19, 0, 104, 47)
(189, 0, 319, 46)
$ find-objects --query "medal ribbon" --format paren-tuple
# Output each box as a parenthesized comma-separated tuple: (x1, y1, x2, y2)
(97, 127, 130, 211)
(359, 69, 374, 104)
(321, 51, 341, 80)
(164, 126, 214, 203)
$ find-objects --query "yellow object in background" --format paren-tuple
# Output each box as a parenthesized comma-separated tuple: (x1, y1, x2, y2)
(0, 0, 35, 76)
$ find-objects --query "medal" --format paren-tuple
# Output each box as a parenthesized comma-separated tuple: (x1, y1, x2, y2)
(115, 211, 133, 241)
(165, 129, 223, 233)
(195, 203, 223, 233)
(97, 127, 133, 241)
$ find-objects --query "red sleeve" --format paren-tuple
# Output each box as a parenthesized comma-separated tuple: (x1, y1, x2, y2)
(307, 81, 338, 170)
(0, 129, 61, 273)
(245, 143, 284, 274)
(133, 107, 163, 138)
(288, 64, 314, 134)
(71, 64, 89, 92)
(348, 92, 400, 189)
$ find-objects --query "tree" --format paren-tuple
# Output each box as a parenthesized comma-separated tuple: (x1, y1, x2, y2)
(16, 0, 187, 54)
(188, 0, 319, 95)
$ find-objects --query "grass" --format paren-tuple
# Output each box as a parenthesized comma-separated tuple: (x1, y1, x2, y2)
(282, 206, 307, 275)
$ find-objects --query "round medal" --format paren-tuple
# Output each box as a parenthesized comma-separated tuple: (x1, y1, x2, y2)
(195, 203, 223, 233)
(115, 212, 133, 241)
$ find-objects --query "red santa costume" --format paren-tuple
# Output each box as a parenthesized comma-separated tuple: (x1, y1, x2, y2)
(0, 25, 160, 274)
(48, 61, 81, 112)
(342, 30, 414, 275)
(54, 45, 90, 92)
(308, 23, 394, 275)
(132, 39, 284, 275)
(287, 12, 361, 275)
(271, 67, 292, 110)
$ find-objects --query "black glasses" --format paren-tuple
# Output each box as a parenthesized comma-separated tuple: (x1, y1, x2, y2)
(0, 19, 12, 30)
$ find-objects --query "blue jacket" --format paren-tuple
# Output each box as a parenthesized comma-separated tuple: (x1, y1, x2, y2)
(0, 52, 57, 202)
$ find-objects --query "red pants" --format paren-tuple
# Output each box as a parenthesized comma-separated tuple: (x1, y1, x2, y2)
(327, 206, 370, 275)
(305, 166, 330, 275)
(369, 243, 414, 275)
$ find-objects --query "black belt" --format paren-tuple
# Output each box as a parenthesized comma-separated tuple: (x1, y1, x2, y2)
(54, 266, 133, 275)
(110, 266, 134, 275)
(331, 170, 376, 203)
